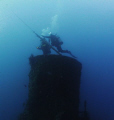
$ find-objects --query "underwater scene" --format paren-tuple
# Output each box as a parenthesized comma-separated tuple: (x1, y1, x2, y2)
(0, 0, 114, 120)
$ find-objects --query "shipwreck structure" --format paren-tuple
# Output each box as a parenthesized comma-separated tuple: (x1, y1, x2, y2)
(19, 55, 82, 120)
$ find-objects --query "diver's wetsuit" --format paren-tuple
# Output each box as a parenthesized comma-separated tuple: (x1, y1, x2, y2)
(41, 44, 51, 55)
(43, 34, 70, 53)
(56, 44, 69, 53)
(43, 34, 76, 58)
(38, 39, 51, 55)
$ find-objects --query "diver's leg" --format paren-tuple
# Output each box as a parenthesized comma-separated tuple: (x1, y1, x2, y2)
(56, 46, 70, 53)
(57, 46, 76, 58)
(56, 45, 67, 53)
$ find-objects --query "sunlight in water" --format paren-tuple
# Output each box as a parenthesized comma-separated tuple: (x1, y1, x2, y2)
(0, 10, 8, 32)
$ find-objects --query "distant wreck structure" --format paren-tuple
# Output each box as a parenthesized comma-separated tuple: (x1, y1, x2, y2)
(19, 55, 82, 120)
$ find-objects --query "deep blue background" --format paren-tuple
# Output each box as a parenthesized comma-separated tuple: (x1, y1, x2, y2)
(0, 0, 114, 120)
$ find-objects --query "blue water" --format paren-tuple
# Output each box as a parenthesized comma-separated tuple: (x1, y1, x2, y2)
(0, 0, 114, 120)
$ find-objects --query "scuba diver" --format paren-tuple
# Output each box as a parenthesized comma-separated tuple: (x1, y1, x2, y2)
(37, 37, 51, 55)
(42, 33, 76, 58)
